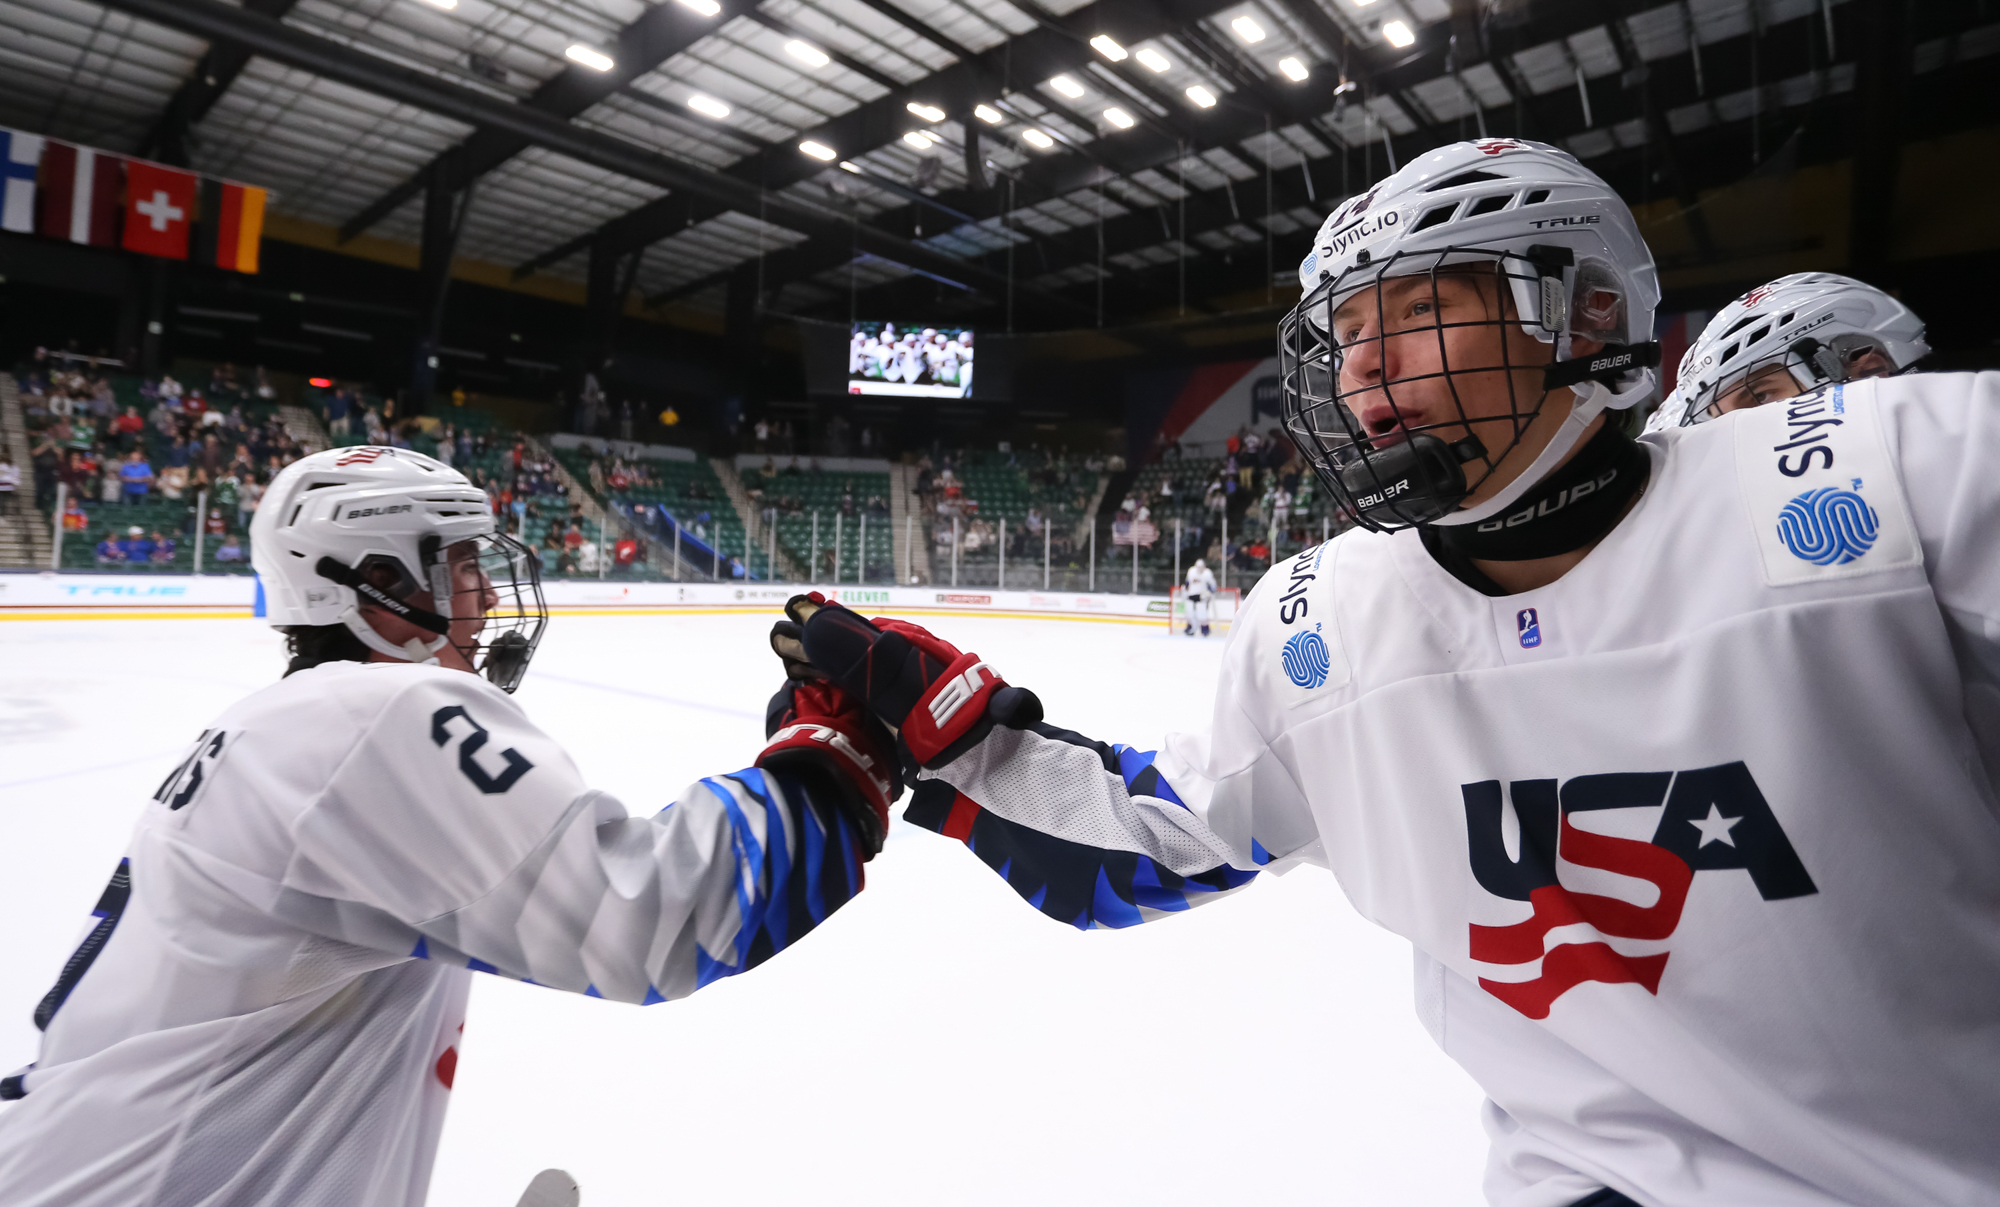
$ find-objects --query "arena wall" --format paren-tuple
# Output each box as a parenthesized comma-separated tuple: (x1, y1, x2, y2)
(0, 573, 1171, 625)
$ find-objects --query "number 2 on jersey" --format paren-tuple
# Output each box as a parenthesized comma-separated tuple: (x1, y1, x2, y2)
(431, 705, 534, 794)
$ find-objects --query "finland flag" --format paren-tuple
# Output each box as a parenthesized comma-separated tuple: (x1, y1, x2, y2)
(1, 127, 43, 234)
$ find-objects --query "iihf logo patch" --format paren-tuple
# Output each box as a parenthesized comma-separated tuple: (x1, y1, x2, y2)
(1776, 487, 1879, 566)
(1516, 607, 1541, 649)
(1281, 629, 1331, 689)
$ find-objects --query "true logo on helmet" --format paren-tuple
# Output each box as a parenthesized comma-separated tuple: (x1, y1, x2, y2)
(335, 448, 387, 466)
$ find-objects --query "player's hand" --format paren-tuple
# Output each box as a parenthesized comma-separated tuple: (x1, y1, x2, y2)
(784, 592, 1043, 771)
(759, 676, 898, 858)
(768, 618, 823, 681)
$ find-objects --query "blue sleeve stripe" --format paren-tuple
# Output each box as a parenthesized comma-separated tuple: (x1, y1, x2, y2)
(1115, 746, 1190, 811)
(907, 784, 1256, 929)
(702, 775, 768, 971)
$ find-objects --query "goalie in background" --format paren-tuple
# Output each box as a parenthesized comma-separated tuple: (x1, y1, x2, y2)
(1182, 557, 1217, 636)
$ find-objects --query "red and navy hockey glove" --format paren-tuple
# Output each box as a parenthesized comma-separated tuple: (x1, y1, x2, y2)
(758, 674, 898, 858)
(786, 592, 1043, 773)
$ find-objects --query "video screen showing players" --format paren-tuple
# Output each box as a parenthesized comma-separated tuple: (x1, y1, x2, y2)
(848, 322, 973, 398)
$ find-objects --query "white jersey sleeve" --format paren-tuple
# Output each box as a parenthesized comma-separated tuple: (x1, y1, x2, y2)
(901, 569, 1320, 928)
(284, 668, 863, 1001)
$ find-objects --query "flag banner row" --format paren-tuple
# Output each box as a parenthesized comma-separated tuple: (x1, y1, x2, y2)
(0, 126, 266, 273)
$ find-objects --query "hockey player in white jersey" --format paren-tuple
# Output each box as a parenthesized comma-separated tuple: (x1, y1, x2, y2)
(1650, 271, 1928, 430)
(782, 139, 2000, 1207)
(0, 446, 897, 1207)
(1181, 558, 1217, 636)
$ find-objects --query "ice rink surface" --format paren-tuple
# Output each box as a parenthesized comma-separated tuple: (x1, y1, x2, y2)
(0, 608, 1488, 1205)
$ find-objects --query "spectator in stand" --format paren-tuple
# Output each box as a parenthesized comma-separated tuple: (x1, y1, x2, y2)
(324, 388, 350, 438)
(205, 508, 227, 537)
(183, 391, 208, 427)
(0, 452, 18, 515)
(95, 531, 125, 565)
(62, 495, 88, 531)
(120, 526, 155, 563)
(728, 555, 746, 580)
(214, 531, 246, 563)
(563, 524, 583, 554)
(119, 450, 154, 505)
(211, 469, 241, 523)
(99, 456, 122, 505)
(614, 533, 638, 572)
(151, 531, 176, 565)
(113, 405, 144, 450)
(30, 429, 60, 511)
(239, 473, 264, 532)
(434, 425, 454, 470)
(158, 374, 182, 402)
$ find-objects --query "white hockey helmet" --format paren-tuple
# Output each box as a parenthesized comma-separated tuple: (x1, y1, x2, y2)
(250, 445, 546, 691)
(1660, 273, 1928, 428)
(1279, 137, 1661, 530)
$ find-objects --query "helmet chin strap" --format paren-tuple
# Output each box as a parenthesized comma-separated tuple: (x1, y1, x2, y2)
(316, 555, 453, 666)
(339, 608, 448, 666)
(1431, 369, 1654, 527)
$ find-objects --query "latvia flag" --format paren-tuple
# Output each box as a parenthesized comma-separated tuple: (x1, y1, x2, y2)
(36, 141, 123, 246)
(195, 178, 267, 274)
(123, 160, 197, 260)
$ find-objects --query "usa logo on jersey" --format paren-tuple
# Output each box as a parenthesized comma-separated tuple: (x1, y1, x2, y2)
(1461, 762, 1816, 1019)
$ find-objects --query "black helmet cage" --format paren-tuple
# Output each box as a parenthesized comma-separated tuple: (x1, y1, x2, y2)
(452, 531, 547, 693)
(1280, 245, 1607, 532)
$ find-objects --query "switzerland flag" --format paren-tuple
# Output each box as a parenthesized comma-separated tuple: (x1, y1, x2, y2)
(122, 160, 197, 260)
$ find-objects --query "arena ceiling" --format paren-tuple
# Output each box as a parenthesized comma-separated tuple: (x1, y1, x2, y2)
(1, 0, 1996, 328)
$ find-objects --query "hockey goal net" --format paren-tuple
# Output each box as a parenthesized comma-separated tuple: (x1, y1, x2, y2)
(1168, 586, 1242, 634)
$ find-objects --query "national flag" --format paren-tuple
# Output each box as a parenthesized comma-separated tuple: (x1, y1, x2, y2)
(0, 127, 43, 234)
(122, 159, 197, 260)
(36, 141, 124, 246)
(195, 178, 267, 274)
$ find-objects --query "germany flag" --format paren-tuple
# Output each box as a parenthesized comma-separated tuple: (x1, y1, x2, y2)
(194, 178, 267, 274)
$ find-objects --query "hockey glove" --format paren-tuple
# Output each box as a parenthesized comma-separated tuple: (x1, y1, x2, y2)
(786, 592, 1043, 773)
(759, 675, 898, 859)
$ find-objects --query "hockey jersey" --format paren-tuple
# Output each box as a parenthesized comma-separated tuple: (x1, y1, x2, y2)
(0, 661, 865, 1207)
(904, 373, 2000, 1206)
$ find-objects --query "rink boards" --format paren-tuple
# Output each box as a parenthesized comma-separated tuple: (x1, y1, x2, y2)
(0, 573, 1174, 625)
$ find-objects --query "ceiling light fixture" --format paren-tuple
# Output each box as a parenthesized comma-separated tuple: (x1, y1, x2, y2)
(419, 0, 457, 9)
(903, 130, 937, 149)
(839, 161, 863, 173)
(974, 103, 1004, 124)
(1278, 56, 1308, 81)
(1103, 106, 1135, 129)
(1135, 47, 1171, 72)
(1090, 35, 1127, 61)
(1230, 16, 1265, 43)
(1333, 75, 1358, 96)
(799, 140, 837, 160)
(1186, 84, 1217, 107)
(784, 40, 830, 68)
(675, 0, 721, 15)
(1021, 128, 1055, 149)
(1382, 19, 1415, 47)
(687, 94, 730, 118)
(906, 102, 946, 122)
(564, 44, 615, 71)
(1048, 74, 1085, 98)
